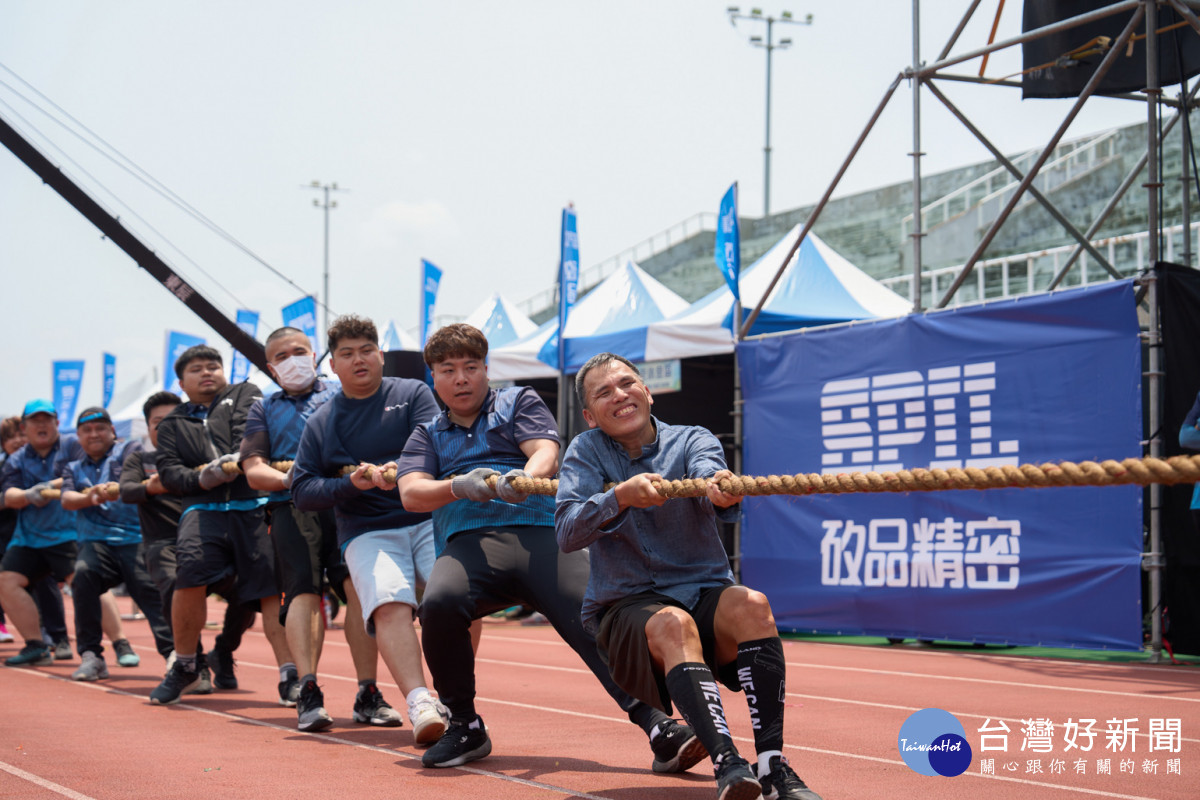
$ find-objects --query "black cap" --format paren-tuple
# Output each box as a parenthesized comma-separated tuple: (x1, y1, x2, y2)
(76, 406, 112, 427)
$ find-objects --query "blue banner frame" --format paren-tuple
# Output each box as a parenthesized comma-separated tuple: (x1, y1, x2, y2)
(738, 282, 1143, 650)
(282, 296, 318, 346)
(164, 331, 206, 395)
(230, 310, 259, 384)
(420, 259, 442, 348)
(715, 183, 740, 302)
(52, 359, 85, 428)
(102, 352, 116, 409)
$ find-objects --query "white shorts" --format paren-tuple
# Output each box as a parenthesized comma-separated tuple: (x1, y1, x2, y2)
(343, 520, 435, 635)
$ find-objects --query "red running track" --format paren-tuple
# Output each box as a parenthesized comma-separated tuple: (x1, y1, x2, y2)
(0, 596, 1197, 800)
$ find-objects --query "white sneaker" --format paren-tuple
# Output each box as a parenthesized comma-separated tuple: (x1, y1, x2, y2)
(407, 692, 450, 746)
(0, 624, 13, 643)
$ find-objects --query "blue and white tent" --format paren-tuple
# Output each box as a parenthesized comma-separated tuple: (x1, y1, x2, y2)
(488, 261, 690, 381)
(645, 224, 911, 360)
(462, 292, 537, 349)
(381, 319, 420, 352)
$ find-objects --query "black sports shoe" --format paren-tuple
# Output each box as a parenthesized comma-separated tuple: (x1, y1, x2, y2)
(150, 661, 202, 705)
(759, 755, 822, 800)
(53, 639, 73, 660)
(650, 719, 708, 773)
(421, 717, 492, 768)
(353, 683, 403, 727)
(209, 646, 238, 690)
(713, 749, 761, 800)
(296, 679, 333, 732)
(278, 667, 299, 707)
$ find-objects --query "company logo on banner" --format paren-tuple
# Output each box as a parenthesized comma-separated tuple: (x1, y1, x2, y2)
(230, 310, 259, 384)
(420, 259, 442, 348)
(164, 331, 206, 395)
(102, 353, 116, 409)
(282, 296, 318, 345)
(52, 360, 85, 427)
(738, 281, 1144, 651)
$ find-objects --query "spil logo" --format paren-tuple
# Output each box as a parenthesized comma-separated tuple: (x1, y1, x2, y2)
(898, 708, 973, 777)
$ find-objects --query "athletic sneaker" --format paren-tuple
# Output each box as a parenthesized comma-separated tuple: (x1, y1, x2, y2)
(209, 646, 238, 690)
(53, 639, 73, 660)
(278, 667, 300, 707)
(0, 623, 13, 643)
(758, 755, 822, 800)
(713, 749, 761, 800)
(421, 717, 491, 768)
(71, 651, 110, 681)
(650, 719, 707, 773)
(352, 683, 403, 727)
(5, 642, 53, 667)
(187, 664, 214, 695)
(113, 638, 140, 667)
(408, 693, 450, 745)
(296, 679, 333, 733)
(150, 661, 201, 705)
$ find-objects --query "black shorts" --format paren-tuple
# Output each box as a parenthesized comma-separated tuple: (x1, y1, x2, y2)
(595, 585, 740, 715)
(175, 507, 278, 602)
(0, 542, 78, 585)
(268, 502, 348, 624)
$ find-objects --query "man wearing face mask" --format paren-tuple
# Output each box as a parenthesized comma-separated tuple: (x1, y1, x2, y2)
(240, 327, 402, 732)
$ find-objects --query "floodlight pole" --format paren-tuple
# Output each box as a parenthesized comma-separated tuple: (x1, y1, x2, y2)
(304, 181, 348, 338)
(728, 7, 813, 217)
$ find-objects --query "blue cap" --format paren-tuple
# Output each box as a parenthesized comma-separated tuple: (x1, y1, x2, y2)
(22, 398, 57, 419)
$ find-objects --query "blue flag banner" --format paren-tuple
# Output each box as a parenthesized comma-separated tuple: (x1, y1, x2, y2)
(420, 259, 442, 347)
(738, 281, 1143, 650)
(715, 183, 740, 302)
(282, 296, 318, 345)
(102, 353, 116, 409)
(555, 208, 579, 371)
(52, 360, 85, 428)
(164, 331, 206, 395)
(230, 310, 260, 384)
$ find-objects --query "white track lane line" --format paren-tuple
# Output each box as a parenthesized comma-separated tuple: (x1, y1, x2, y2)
(0, 760, 100, 800)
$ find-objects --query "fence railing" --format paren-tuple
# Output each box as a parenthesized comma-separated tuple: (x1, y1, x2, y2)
(882, 222, 1199, 306)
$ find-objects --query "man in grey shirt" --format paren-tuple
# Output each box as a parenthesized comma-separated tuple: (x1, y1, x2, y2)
(556, 353, 822, 800)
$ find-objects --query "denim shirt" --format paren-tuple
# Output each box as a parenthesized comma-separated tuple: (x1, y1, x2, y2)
(555, 416, 739, 634)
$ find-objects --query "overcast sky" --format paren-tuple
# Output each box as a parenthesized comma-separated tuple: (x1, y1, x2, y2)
(0, 1, 1153, 416)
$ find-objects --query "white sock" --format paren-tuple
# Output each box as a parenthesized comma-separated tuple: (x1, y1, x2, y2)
(405, 686, 433, 706)
(757, 750, 783, 777)
(649, 722, 664, 742)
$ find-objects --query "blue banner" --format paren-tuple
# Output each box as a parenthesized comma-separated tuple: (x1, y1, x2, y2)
(555, 208, 579, 372)
(738, 281, 1143, 650)
(102, 353, 116, 409)
(420, 259, 442, 347)
(164, 331, 206, 395)
(52, 360, 85, 428)
(282, 296, 318, 345)
(715, 183, 740, 302)
(230, 309, 259, 384)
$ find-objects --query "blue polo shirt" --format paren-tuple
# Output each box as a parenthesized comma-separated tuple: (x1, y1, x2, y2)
(0, 434, 83, 549)
(241, 378, 340, 503)
(397, 386, 559, 555)
(62, 440, 143, 546)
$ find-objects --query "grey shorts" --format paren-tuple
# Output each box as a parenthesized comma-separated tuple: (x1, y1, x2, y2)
(343, 520, 435, 635)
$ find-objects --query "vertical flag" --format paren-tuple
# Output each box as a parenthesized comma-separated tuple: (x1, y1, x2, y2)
(230, 310, 260, 383)
(52, 360, 85, 428)
(420, 259, 442, 347)
(102, 353, 116, 409)
(163, 331, 206, 394)
(715, 182, 741, 302)
(556, 206, 579, 372)
(282, 296, 319, 345)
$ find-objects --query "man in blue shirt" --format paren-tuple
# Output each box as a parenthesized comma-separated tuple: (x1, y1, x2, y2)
(291, 314, 447, 745)
(59, 406, 174, 681)
(556, 353, 823, 800)
(395, 324, 702, 773)
(0, 399, 83, 666)
(241, 325, 402, 732)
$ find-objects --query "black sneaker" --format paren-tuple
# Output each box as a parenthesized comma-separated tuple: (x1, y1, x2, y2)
(650, 718, 708, 773)
(759, 755, 822, 800)
(278, 667, 300, 707)
(150, 661, 202, 705)
(209, 646, 238, 690)
(187, 665, 214, 695)
(53, 639, 73, 660)
(421, 717, 492, 768)
(713, 750, 761, 800)
(353, 683, 403, 727)
(296, 679, 333, 732)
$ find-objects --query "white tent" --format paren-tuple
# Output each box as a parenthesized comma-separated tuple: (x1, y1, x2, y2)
(382, 320, 420, 352)
(463, 292, 538, 348)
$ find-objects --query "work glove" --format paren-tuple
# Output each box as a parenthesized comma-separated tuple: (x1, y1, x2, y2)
(281, 462, 295, 490)
(495, 469, 531, 503)
(24, 482, 53, 508)
(199, 454, 240, 490)
(450, 468, 499, 502)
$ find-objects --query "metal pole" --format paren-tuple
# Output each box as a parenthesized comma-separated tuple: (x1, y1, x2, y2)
(731, 298, 744, 579)
(764, 17, 773, 217)
(1145, 0, 1164, 664)
(911, 0, 924, 313)
(322, 185, 331, 338)
(936, 0, 984, 61)
(1183, 87, 1194, 265)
